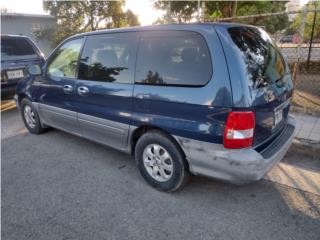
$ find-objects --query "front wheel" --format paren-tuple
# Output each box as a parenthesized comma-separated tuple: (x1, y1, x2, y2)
(21, 98, 46, 134)
(135, 130, 189, 192)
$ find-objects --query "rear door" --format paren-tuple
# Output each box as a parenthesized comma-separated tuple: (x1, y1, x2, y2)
(217, 26, 294, 147)
(74, 32, 138, 149)
(37, 37, 84, 135)
(132, 30, 229, 143)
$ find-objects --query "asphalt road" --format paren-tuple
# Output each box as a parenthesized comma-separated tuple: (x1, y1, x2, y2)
(2, 107, 320, 240)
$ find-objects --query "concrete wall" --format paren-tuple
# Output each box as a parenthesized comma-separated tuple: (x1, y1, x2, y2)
(1, 14, 55, 57)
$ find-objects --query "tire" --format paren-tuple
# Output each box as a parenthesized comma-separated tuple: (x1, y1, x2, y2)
(135, 130, 189, 192)
(20, 98, 46, 134)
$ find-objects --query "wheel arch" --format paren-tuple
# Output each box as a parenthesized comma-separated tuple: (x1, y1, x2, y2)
(17, 93, 33, 108)
(130, 125, 190, 171)
(16, 93, 27, 108)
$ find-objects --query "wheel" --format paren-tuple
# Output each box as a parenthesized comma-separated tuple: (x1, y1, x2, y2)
(135, 130, 189, 192)
(21, 98, 46, 134)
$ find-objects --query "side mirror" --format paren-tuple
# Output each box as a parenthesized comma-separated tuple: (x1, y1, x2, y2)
(26, 64, 42, 76)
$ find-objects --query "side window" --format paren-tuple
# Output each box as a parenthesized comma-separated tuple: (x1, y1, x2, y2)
(135, 31, 212, 86)
(47, 38, 84, 78)
(78, 33, 137, 83)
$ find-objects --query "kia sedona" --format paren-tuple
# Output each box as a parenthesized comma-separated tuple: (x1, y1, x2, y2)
(15, 23, 296, 192)
(1, 35, 45, 98)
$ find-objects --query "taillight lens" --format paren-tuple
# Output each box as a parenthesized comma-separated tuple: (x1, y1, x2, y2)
(223, 111, 255, 149)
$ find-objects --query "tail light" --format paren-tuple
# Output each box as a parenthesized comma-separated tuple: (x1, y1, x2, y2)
(224, 111, 255, 149)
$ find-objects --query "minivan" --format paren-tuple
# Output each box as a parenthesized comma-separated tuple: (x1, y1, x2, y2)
(1, 35, 45, 98)
(15, 23, 296, 192)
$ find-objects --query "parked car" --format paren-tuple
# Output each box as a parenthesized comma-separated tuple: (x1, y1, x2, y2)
(279, 35, 293, 43)
(15, 23, 296, 192)
(1, 35, 45, 98)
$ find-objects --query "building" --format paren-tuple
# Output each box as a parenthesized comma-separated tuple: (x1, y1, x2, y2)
(286, 0, 301, 12)
(1, 13, 55, 57)
(286, 0, 301, 20)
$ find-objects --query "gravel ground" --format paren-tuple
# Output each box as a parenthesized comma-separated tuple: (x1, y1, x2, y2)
(2, 108, 320, 240)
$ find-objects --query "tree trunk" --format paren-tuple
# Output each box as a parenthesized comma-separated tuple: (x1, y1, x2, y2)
(90, 5, 94, 30)
(231, 1, 237, 17)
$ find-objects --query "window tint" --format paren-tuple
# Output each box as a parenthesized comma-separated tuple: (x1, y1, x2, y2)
(135, 31, 212, 86)
(1, 37, 38, 61)
(47, 38, 83, 78)
(78, 34, 136, 83)
(228, 27, 287, 89)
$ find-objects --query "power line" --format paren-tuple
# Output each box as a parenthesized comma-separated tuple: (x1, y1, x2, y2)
(206, 9, 320, 22)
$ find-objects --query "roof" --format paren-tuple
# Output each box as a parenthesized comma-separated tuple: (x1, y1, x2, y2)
(1, 13, 54, 19)
(1, 34, 30, 38)
(72, 22, 247, 38)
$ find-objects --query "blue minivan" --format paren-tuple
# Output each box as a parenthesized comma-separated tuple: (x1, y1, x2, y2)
(1, 35, 45, 98)
(15, 23, 296, 192)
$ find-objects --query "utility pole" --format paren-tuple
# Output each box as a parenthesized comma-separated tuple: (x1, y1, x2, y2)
(294, 6, 307, 84)
(167, 1, 171, 23)
(232, 0, 238, 17)
(201, 1, 205, 22)
(197, 0, 201, 22)
(307, 9, 317, 69)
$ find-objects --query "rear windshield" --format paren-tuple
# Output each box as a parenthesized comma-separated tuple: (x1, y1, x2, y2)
(227, 27, 287, 89)
(1, 37, 38, 61)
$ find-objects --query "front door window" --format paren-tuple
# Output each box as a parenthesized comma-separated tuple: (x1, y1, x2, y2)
(47, 38, 84, 78)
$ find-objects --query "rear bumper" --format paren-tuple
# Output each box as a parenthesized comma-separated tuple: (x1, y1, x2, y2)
(174, 116, 296, 184)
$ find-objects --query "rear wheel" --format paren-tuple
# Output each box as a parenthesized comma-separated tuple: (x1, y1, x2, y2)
(21, 98, 46, 134)
(135, 130, 189, 192)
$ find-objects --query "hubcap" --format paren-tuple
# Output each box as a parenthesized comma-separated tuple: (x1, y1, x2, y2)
(24, 105, 36, 128)
(143, 144, 173, 182)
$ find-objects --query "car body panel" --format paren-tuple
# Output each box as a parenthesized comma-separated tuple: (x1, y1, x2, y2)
(74, 81, 134, 149)
(37, 75, 80, 135)
(174, 116, 296, 184)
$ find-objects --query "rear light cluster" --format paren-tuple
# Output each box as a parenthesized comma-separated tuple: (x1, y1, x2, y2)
(223, 111, 255, 149)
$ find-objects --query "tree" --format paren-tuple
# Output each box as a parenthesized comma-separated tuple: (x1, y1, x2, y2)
(154, 1, 199, 23)
(153, 1, 289, 34)
(125, 9, 140, 27)
(35, 0, 139, 47)
(227, 1, 289, 34)
(290, 1, 320, 41)
(153, 1, 242, 23)
(204, 1, 238, 18)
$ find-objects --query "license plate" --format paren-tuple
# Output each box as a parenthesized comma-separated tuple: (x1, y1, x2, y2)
(274, 108, 283, 126)
(7, 70, 24, 79)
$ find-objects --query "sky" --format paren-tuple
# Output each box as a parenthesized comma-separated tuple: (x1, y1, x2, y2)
(0, 0, 311, 26)
(0, 0, 164, 26)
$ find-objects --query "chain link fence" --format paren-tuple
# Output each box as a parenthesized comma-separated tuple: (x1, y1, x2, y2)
(209, 9, 320, 115)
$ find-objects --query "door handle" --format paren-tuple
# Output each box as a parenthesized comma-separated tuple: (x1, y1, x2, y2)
(63, 85, 73, 94)
(77, 86, 89, 96)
